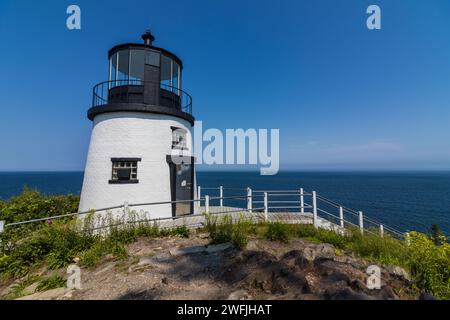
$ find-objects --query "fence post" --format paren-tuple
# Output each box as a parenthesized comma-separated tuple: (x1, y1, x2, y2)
(339, 206, 344, 228)
(300, 188, 304, 214)
(205, 195, 210, 213)
(219, 186, 224, 208)
(359, 211, 364, 234)
(380, 224, 384, 238)
(197, 186, 201, 200)
(0, 220, 4, 233)
(247, 187, 252, 213)
(312, 191, 318, 228)
(263, 192, 268, 221)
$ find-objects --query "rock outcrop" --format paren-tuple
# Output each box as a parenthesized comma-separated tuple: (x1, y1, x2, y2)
(0, 235, 419, 300)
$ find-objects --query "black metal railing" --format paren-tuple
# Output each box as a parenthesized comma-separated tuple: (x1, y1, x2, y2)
(92, 79, 192, 115)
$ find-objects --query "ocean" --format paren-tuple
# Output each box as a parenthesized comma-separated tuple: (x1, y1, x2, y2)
(0, 171, 449, 234)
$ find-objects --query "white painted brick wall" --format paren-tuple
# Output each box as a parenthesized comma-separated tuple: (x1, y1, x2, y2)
(79, 112, 196, 219)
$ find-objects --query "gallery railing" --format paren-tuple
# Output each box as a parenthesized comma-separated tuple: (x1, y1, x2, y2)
(92, 79, 192, 115)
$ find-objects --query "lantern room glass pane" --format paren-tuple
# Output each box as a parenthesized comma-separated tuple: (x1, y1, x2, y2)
(145, 50, 160, 67)
(129, 49, 145, 82)
(172, 62, 179, 94)
(110, 52, 117, 83)
(117, 49, 129, 82)
(160, 55, 171, 90)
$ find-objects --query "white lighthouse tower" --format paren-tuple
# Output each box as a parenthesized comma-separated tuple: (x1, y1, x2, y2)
(79, 31, 196, 219)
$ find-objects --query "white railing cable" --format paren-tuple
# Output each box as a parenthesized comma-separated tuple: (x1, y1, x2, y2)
(1, 187, 405, 239)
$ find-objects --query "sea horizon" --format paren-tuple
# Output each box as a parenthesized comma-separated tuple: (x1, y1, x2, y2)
(0, 170, 449, 235)
(1, 169, 450, 173)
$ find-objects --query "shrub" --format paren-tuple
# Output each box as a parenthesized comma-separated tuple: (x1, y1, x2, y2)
(0, 210, 195, 278)
(294, 224, 317, 238)
(265, 222, 290, 242)
(407, 232, 450, 299)
(315, 228, 348, 249)
(428, 224, 448, 246)
(159, 226, 190, 238)
(0, 187, 79, 224)
(0, 221, 97, 277)
(204, 213, 250, 249)
(231, 216, 251, 250)
(347, 228, 406, 267)
(265, 223, 348, 248)
(0, 275, 40, 299)
(36, 274, 66, 292)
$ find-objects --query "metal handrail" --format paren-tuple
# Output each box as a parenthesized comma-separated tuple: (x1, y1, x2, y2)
(91, 79, 193, 115)
(315, 194, 404, 235)
(1, 187, 407, 240)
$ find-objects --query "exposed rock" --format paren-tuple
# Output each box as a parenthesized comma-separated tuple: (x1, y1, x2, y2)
(16, 288, 67, 300)
(227, 289, 252, 300)
(326, 287, 373, 300)
(94, 263, 116, 275)
(1, 234, 418, 300)
(419, 292, 436, 300)
(377, 286, 398, 300)
(316, 273, 351, 296)
(349, 279, 366, 291)
(22, 282, 39, 296)
(315, 259, 366, 282)
(168, 243, 232, 256)
(138, 253, 171, 266)
(245, 240, 259, 251)
(315, 244, 335, 260)
(169, 245, 204, 256)
(62, 290, 75, 299)
(205, 243, 233, 254)
(296, 293, 322, 300)
(302, 247, 316, 261)
(0, 282, 18, 297)
(280, 249, 313, 269)
(385, 266, 411, 282)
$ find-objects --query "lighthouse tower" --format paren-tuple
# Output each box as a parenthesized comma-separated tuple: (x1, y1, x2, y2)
(79, 31, 196, 219)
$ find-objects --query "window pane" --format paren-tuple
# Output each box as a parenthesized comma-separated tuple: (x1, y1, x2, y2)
(172, 128, 187, 149)
(117, 50, 129, 82)
(172, 62, 179, 94)
(111, 161, 138, 181)
(129, 50, 145, 82)
(145, 50, 160, 67)
(160, 55, 171, 90)
(110, 53, 118, 87)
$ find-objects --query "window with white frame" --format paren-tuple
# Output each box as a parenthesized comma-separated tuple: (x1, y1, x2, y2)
(109, 158, 141, 183)
(171, 127, 187, 150)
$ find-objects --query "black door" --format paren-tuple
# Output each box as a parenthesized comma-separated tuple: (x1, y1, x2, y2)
(167, 156, 194, 216)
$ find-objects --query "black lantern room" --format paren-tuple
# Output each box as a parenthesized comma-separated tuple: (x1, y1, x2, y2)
(88, 31, 194, 125)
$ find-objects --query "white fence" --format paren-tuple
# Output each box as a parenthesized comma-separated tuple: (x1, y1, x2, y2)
(0, 186, 405, 239)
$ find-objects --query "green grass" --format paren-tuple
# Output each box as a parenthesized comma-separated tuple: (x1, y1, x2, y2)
(265, 222, 290, 242)
(0, 213, 191, 279)
(36, 274, 66, 292)
(264, 222, 349, 249)
(0, 275, 41, 300)
(204, 213, 252, 250)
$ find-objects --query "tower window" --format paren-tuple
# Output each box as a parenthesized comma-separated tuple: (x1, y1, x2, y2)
(109, 158, 141, 184)
(171, 127, 187, 150)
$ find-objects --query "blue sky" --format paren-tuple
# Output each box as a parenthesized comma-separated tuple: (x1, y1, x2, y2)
(0, 0, 449, 171)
